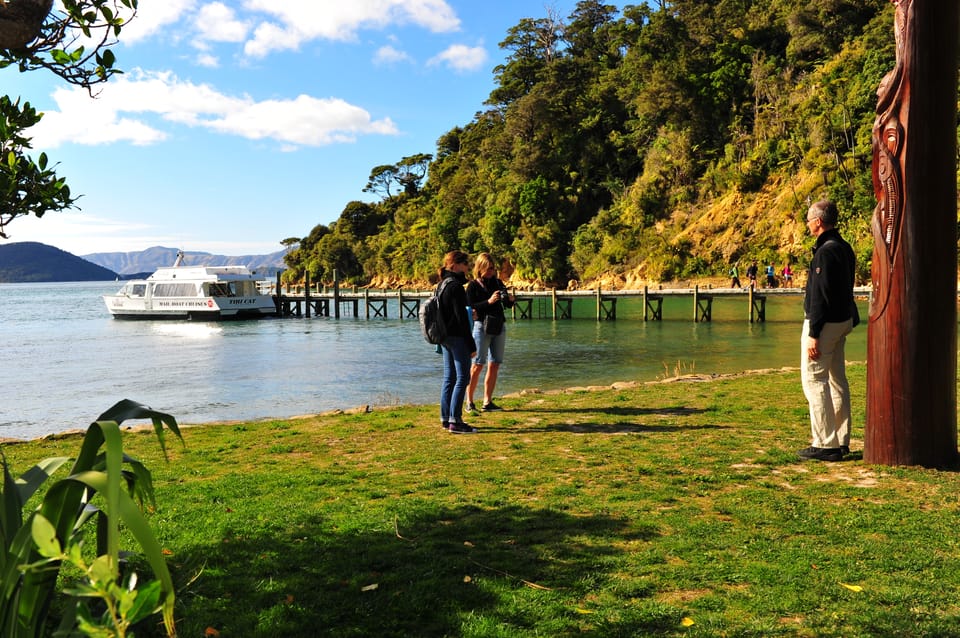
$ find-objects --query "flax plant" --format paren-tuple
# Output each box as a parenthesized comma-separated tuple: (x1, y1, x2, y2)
(0, 399, 182, 637)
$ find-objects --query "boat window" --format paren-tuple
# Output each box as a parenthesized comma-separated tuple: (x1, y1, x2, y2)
(235, 281, 257, 296)
(125, 283, 146, 297)
(207, 283, 231, 296)
(153, 283, 198, 297)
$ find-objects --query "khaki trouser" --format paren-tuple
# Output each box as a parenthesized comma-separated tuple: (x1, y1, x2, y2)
(800, 318, 853, 449)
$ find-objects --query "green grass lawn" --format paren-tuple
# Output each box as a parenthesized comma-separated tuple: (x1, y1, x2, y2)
(8, 363, 960, 637)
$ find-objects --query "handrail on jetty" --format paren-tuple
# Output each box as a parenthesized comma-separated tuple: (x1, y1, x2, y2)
(268, 272, 871, 323)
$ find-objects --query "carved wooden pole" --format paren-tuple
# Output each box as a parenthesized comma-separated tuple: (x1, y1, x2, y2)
(865, 0, 959, 467)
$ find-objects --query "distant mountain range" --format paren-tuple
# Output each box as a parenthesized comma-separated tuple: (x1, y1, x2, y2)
(83, 246, 288, 277)
(0, 242, 288, 283)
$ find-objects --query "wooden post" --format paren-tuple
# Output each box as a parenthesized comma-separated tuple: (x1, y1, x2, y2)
(333, 269, 340, 319)
(595, 287, 601, 321)
(274, 271, 282, 317)
(693, 285, 699, 322)
(865, 0, 959, 467)
(304, 272, 311, 319)
(551, 288, 558, 320)
(643, 286, 648, 321)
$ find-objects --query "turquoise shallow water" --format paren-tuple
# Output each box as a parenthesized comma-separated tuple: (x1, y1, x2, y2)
(1, 281, 866, 440)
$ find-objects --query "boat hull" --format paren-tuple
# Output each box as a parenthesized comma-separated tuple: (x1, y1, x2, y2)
(104, 295, 277, 320)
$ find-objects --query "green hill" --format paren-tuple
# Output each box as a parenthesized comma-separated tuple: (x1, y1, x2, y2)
(281, 1, 906, 289)
(0, 242, 118, 282)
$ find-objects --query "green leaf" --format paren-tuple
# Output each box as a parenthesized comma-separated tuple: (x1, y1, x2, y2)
(15, 457, 71, 504)
(125, 579, 163, 625)
(51, 49, 72, 65)
(50, 470, 177, 633)
(88, 554, 114, 586)
(30, 514, 61, 558)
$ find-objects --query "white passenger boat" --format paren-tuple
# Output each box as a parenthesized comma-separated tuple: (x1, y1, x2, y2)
(103, 251, 277, 320)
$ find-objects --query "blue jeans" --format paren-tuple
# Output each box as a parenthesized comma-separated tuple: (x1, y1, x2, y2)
(440, 335, 472, 424)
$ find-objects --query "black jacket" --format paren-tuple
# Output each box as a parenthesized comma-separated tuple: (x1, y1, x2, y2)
(466, 276, 514, 322)
(804, 228, 856, 338)
(438, 270, 476, 351)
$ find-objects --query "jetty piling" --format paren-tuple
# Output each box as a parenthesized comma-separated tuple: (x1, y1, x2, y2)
(597, 287, 617, 320)
(749, 287, 767, 323)
(643, 286, 663, 321)
(693, 285, 713, 322)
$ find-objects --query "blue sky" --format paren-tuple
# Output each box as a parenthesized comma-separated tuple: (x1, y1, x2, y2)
(3, 0, 591, 257)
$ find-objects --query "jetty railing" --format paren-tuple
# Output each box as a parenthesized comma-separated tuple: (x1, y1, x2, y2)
(267, 272, 873, 323)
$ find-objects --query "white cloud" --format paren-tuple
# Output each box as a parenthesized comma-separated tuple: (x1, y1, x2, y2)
(118, 1, 465, 65)
(121, 0, 198, 44)
(428, 44, 488, 72)
(204, 94, 399, 146)
(194, 2, 250, 44)
(31, 70, 398, 150)
(240, 0, 460, 58)
(373, 45, 413, 66)
(243, 21, 294, 58)
(196, 53, 220, 68)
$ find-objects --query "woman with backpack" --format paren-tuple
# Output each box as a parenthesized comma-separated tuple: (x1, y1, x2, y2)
(436, 250, 477, 433)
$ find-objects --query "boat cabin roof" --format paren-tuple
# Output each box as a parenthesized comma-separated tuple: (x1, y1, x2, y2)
(146, 266, 258, 281)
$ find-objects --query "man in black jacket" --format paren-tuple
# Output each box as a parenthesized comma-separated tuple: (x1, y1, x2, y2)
(798, 200, 857, 462)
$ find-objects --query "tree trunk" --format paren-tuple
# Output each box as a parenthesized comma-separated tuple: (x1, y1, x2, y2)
(865, 0, 959, 467)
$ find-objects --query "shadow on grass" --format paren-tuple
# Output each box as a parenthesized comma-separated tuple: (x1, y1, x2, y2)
(166, 504, 668, 637)
(480, 421, 729, 434)
(520, 406, 708, 417)
(477, 404, 725, 434)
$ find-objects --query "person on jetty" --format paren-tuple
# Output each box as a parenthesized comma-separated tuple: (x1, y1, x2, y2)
(729, 264, 742, 288)
(466, 252, 515, 413)
(798, 199, 857, 462)
(746, 261, 758, 288)
(437, 251, 478, 434)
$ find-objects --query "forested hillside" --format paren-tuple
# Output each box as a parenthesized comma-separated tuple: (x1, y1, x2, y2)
(284, 0, 914, 289)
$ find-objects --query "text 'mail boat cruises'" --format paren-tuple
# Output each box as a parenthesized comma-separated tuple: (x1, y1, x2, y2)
(103, 250, 278, 320)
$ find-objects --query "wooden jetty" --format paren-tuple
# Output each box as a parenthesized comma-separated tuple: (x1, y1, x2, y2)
(269, 272, 871, 323)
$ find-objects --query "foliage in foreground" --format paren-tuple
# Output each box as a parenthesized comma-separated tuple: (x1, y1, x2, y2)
(9, 364, 960, 637)
(0, 0, 137, 239)
(1, 400, 181, 637)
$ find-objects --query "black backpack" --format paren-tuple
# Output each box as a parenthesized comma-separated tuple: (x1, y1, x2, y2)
(420, 278, 455, 344)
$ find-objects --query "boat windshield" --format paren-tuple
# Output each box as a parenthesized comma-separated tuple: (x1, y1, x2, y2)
(123, 283, 147, 297)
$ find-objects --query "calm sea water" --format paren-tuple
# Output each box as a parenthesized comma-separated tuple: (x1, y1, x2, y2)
(1, 281, 867, 440)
